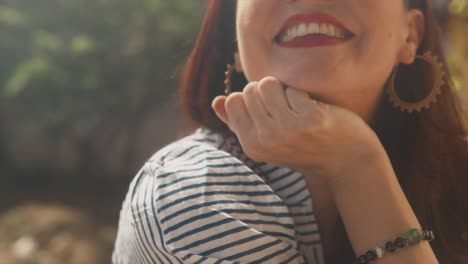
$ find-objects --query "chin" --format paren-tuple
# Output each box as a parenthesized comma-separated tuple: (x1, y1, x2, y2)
(282, 78, 337, 101)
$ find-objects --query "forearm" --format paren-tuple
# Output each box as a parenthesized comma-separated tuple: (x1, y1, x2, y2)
(324, 147, 437, 263)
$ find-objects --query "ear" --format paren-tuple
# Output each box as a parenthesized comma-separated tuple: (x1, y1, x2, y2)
(397, 9, 425, 65)
(234, 52, 244, 72)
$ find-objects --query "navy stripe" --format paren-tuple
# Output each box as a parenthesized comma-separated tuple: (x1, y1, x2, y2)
(113, 128, 325, 263)
(120, 188, 144, 263)
(285, 184, 308, 199)
(166, 218, 237, 245)
(141, 177, 165, 263)
(163, 207, 292, 236)
(268, 170, 296, 185)
(199, 234, 264, 256)
(183, 154, 233, 167)
(151, 174, 183, 264)
(164, 209, 292, 235)
(178, 149, 219, 163)
(295, 220, 318, 226)
(275, 175, 303, 193)
(158, 190, 276, 213)
(156, 180, 266, 202)
(181, 253, 192, 261)
(133, 177, 159, 263)
(171, 226, 250, 254)
(156, 171, 255, 191)
(287, 202, 308, 208)
(128, 170, 154, 263)
(164, 144, 201, 162)
(164, 210, 219, 235)
(290, 211, 314, 217)
(193, 138, 217, 143)
(302, 239, 322, 246)
(279, 251, 301, 264)
(129, 225, 147, 264)
(262, 231, 296, 241)
(219, 208, 291, 218)
(250, 161, 268, 171)
(157, 162, 246, 179)
(298, 230, 320, 236)
(217, 137, 227, 149)
(295, 194, 312, 204)
(249, 244, 293, 264)
(193, 256, 209, 264)
(241, 219, 294, 230)
(160, 200, 286, 224)
(161, 147, 178, 161)
(262, 166, 281, 175)
(226, 239, 282, 261)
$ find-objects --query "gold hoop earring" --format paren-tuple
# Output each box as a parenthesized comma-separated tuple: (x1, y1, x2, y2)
(387, 51, 445, 113)
(224, 64, 234, 95)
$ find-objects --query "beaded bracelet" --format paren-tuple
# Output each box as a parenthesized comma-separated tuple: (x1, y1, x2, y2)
(354, 228, 435, 264)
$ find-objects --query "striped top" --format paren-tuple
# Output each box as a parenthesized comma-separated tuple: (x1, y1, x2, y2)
(112, 127, 326, 264)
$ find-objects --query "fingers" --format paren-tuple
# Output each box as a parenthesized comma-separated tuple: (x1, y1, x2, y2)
(212, 77, 324, 135)
(212, 96, 228, 124)
(256, 77, 292, 120)
(212, 81, 274, 138)
(285, 87, 317, 114)
(243, 82, 274, 128)
(224, 92, 254, 135)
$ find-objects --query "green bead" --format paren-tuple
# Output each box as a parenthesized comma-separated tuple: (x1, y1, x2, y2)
(404, 228, 422, 245)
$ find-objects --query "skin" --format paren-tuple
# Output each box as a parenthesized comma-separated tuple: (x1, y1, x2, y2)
(213, 0, 424, 185)
(211, 0, 438, 262)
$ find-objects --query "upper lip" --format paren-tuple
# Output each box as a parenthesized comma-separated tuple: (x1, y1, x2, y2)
(276, 12, 355, 40)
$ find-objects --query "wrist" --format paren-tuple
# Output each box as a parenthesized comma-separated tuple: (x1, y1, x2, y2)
(328, 137, 392, 192)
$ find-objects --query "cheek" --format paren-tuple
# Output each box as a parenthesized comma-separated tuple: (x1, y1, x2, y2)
(354, 17, 403, 69)
(237, 29, 275, 82)
(236, 1, 279, 81)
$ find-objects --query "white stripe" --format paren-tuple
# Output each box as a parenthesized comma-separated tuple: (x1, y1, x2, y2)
(113, 127, 323, 263)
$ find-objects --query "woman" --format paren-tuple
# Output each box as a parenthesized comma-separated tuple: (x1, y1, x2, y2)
(113, 0, 468, 263)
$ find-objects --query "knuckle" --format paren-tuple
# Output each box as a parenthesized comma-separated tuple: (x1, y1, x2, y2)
(225, 92, 243, 111)
(258, 76, 282, 93)
(243, 82, 257, 94)
(306, 112, 332, 132)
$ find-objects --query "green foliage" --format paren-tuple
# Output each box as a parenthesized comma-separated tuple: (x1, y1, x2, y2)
(0, 0, 204, 127)
(449, 0, 468, 15)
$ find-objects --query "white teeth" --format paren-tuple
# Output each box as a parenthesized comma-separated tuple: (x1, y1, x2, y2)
(328, 24, 336, 37)
(279, 22, 347, 43)
(319, 24, 328, 35)
(308, 23, 319, 34)
(297, 23, 308, 37)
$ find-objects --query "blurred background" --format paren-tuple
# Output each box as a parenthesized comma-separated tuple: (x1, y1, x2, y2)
(0, 0, 466, 263)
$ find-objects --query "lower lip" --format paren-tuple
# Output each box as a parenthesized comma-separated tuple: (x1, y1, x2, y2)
(276, 35, 352, 48)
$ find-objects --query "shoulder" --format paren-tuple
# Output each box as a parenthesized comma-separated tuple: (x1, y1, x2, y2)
(148, 128, 232, 165)
(140, 129, 251, 184)
(113, 128, 304, 263)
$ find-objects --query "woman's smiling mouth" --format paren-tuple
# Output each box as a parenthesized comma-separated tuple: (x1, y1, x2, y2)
(275, 12, 355, 48)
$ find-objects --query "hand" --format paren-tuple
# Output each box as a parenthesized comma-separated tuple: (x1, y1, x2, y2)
(212, 76, 384, 182)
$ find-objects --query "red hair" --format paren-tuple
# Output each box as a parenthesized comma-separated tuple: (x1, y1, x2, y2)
(178, 0, 468, 262)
